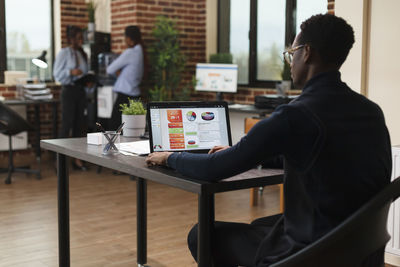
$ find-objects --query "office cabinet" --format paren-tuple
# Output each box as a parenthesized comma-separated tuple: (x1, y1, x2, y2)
(386, 146, 400, 258)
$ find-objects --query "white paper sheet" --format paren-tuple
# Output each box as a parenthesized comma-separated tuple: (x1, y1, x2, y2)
(119, 140, 150, 156)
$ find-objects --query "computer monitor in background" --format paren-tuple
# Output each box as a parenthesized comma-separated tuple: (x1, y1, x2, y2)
(195, 63, 238, 101)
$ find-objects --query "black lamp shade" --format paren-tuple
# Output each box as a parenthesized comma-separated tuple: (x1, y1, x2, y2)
(32, 50, 48, 69)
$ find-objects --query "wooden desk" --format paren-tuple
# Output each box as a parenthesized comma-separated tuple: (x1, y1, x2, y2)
(41, 137, 284, 267)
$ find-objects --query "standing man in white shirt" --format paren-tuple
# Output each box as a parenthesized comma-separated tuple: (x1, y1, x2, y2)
(107, 25, 145, 130)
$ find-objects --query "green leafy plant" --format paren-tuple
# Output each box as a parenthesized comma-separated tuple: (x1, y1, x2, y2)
(281, 60, 291, 81)
(149, 85, 168, 102)
(87, 0, 97, 23)
(148, 16, 193, 101)
(119, 98, 146, 115)
(209, 53, 233, 64)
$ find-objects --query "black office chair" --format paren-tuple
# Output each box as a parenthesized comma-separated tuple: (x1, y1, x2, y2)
(0, 102, 41, 184)
(268, 176, 400, 267)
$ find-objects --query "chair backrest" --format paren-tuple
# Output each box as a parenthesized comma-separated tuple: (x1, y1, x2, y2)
(270, 176, 400, 267)
(0, 101, 33, 135)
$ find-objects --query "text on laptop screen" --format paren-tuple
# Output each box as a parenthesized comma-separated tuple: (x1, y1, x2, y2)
(149, 103, 231, 152)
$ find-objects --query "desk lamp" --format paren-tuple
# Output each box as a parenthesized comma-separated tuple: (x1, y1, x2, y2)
(32, 51, 48, 82)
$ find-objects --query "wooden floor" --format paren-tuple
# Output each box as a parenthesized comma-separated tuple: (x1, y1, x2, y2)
(1, 157, 398, 267)
(0, 158, 281, 267)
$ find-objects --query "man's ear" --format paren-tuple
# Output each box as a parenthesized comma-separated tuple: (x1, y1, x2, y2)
(303, 44, 312, 63)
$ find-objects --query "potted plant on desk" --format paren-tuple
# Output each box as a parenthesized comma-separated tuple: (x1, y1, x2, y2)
(277, 60, 292, 97)
(119, 99, 146, 137)
(86, 0, 97, 43)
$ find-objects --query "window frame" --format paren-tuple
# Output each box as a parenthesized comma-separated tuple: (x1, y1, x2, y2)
(218, 0, 297, 88)
(0, 0, 54, 83)
(0, 0, 6, 83)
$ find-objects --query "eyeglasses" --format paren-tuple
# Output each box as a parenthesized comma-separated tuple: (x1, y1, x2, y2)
(283, 45, 305, 64)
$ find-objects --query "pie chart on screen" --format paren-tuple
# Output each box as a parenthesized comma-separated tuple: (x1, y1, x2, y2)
(201, 112, 215, 121)
(186, 111, 197, 121)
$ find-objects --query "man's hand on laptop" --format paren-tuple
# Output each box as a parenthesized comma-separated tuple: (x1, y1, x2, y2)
(208, 145, 230, 154)
(145, 152, 173, 167)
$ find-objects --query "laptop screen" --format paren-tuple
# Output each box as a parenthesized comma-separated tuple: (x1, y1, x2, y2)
(147, 101, 232, 153)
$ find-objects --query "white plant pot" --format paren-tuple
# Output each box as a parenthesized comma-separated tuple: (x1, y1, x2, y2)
(87, 22, 95, 43)
(276, 80, 291, 96)
(122, 114, 146, 137)
(88, 22, 95, 32)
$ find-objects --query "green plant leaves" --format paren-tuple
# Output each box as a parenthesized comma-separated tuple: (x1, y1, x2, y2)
(149, 16, 192, 101)
(119, 98, 146, 115)
(87, 0, 97, 23)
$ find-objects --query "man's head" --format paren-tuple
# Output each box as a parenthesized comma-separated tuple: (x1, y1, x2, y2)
(289, 14, 355, 87)
(66, 25, 83, 48)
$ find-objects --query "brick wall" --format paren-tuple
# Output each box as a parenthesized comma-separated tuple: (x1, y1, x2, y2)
(110, 0, 206, 99)
(60, 0, 89, 47)
(328, 0, 335, 14)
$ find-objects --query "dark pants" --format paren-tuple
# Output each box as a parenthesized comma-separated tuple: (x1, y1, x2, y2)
(188, 214, 385, 267)
(108, 92, 140, 131)
(187, 214, 281, 267)
(60, 85, 86, 138)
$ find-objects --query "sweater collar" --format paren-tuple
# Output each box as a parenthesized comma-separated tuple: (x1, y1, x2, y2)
(301, 70, 341, 93)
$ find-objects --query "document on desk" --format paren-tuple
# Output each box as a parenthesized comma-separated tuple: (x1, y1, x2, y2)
(119, 140, 150, 156)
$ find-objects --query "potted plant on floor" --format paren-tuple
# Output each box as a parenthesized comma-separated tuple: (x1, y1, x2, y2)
(148, 16, 194, 101)
(119, 98, 146, 137)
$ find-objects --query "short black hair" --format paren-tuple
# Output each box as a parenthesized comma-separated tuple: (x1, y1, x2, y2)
(66, 25, 82, 43)
(125, 25, 142, 44)
(299, 14, 355, 67)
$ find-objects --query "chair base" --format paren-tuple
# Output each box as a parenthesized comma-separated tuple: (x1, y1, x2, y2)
(1, 134, 41, 184)
(0, 166, 41, 184)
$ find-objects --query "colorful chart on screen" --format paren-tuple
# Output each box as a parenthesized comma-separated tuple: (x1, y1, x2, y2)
(201, 112, 215, 121)
(186, 111, 197, 121)
(148, 103, 231, 152)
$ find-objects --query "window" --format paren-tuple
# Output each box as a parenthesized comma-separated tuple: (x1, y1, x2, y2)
(218, 0, 327, 87)
(229, 0, 250, 83)
(0, 0, 53, 83)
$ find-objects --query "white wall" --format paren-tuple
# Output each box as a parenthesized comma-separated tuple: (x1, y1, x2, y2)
(367, 0, 400, 146)
(94, 0, 111, 33)
(336, 0, 400, 146)
(335, 0, 366, 94)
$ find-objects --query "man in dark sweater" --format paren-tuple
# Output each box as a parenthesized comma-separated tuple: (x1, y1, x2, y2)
(145, 14, 392, 267)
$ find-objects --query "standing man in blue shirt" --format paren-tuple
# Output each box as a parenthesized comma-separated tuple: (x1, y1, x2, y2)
(107, 25, 145, 130)
(146, 14, 392, 266)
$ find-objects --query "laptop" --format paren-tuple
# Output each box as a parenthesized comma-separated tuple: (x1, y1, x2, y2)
(147, 101, 232, 153)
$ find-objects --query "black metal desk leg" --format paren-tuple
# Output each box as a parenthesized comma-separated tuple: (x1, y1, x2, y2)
(34, 105, 41, 162)
(52, 102, 58, 139)
(197, 192, 215, 267)
(137, 177, 147, 266)
(57, 154, 70, 267)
